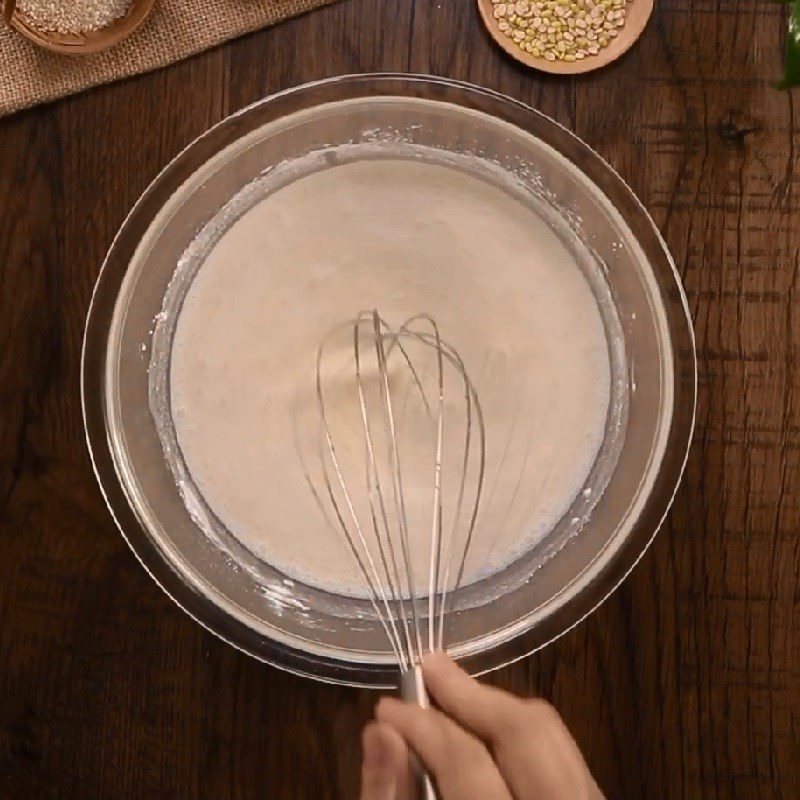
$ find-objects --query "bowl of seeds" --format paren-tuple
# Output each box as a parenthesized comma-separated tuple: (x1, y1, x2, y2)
(477, 0, 653, 75)
(4, 0, 154, 55)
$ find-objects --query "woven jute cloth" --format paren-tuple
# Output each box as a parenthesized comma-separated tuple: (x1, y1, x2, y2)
(0, 0, 334, 117)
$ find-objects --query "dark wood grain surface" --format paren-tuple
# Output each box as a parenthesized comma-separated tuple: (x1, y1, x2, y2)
(1, 1, 798, 797)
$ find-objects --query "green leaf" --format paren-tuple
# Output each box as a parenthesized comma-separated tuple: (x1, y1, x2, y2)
(778, 0, 800, 88)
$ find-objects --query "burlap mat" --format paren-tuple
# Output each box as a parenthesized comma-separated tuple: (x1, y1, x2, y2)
(0, 0, 335, 117)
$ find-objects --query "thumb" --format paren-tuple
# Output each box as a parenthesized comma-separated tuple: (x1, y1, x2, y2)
(359, 721, 413, 800)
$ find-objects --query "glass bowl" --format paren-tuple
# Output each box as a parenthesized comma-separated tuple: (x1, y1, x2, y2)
(82, 74, 696, 688)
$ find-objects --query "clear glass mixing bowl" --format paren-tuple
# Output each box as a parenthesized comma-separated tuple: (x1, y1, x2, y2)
(82, 75, 696, 687)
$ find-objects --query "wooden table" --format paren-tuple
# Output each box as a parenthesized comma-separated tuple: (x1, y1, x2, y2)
(1, 1, 797, 797)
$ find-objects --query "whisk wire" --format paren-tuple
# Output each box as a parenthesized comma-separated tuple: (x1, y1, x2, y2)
(372, 312, 426, 664)
(316, 334, 408, 668)
(313, 310, 485, 672)
(403, 316, 446, 655)
(353, 312, 418, 669)
(436, 341, 486, 620)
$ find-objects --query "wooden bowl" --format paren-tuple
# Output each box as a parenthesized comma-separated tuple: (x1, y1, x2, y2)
(477, 0, 653, 75)
(4, 0, 154, 55)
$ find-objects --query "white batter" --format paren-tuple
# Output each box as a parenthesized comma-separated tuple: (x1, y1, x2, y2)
(169, 159, 611, 596)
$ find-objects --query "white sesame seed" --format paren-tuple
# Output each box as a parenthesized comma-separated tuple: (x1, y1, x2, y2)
(18, 0, 132, 34)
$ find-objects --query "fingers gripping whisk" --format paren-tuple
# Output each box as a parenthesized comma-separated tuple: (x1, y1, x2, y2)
(314, 310, 485, 673)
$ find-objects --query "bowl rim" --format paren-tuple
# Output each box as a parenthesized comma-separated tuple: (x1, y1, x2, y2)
(82, 73, 697, 687)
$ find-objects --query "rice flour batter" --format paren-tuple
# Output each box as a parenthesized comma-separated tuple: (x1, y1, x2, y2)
(169, 159, 611, 596)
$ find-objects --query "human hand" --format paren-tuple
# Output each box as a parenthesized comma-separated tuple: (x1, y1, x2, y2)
(359, 652, 603, 800)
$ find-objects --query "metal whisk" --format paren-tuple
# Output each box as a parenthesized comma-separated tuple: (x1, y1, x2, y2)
(311, 310, 485, 798)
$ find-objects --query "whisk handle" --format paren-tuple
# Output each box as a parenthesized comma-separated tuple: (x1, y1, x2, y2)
(399, 667, 439, 800)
